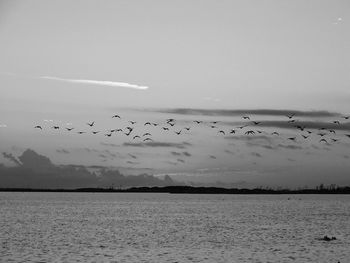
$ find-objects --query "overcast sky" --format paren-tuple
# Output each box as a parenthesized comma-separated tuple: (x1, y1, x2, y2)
(0, 0, 349, 188)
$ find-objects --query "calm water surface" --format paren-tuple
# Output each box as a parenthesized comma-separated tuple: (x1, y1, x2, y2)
(0, 193, 349, 263)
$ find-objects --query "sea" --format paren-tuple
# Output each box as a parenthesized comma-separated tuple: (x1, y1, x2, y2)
(0, 192, 349, 263)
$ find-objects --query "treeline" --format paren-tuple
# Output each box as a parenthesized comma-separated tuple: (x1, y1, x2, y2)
(1, 185, 350, 194)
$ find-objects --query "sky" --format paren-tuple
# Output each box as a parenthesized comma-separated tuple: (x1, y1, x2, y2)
(0, 0, 349, 188)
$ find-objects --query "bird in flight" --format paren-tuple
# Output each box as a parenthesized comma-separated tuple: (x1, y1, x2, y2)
(112, 115, 121, 119)
(87, 121, 95, 127)
(184, 127, 191, 131)
(242, 116, 250, 120)
(252, 121, 261, 125)
(229, 129, 236, 134)
(34, 126, 42, 129)
(331, 138, 339, 142)
(143, 133, 151, 137)
(129, 121, 137, 125)
(288, 137, 296, 141)
(92, 131, 99, 134)
(218, 130, 225, 135)
(286, 113, 295, 119)
(133, 135, 140, 140)
(271, 131, 279, 135)
(162, 127, 169, 131)
(193, 120, 202, 124)
(333, 121, 340, 125)
(342, 116, 349, 120)
(210, 125, 217, 129)
(52, 126, 60, 130)
(105, 133, 112, 137)
(287, 119, 296, 123)
(143, 138, 153, 142)
(66, 127, 74, 131)
(302, 135, 309, 139)
(245, 130, 255, 135)
(144, 122, 151, 126)
(175, 130, 182, 135)
(77, 131, 85, 134)
(319, 138, 328, 143)
(237, 125, 248, 129)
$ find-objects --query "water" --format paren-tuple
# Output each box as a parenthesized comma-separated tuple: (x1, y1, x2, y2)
(0, 193, 349, 263)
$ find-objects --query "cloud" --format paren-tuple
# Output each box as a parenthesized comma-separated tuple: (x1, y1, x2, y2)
(123, 141, 192, 149)
(40, 76, 149, 90)
(56, 149, 70, 154)
(2, 152, 22, 166)
(0, 149, 179, 188)
(151, 108, 340, 118)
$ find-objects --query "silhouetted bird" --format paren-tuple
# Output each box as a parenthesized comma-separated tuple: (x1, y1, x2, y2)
(126, 127, 133, 132)
(34, 126, 42, 129)
(252, 121, 261, 125)
(320, 138, 328, 143)
(345, 134, 350, 138)
(306, 130, 312, 134)
(286, 113, 295, 119)
(230, 129, 236, 134)
(152, 123, 159, 126)
(242, 116, 250, 120)
(162, 127, 169, 131)
(288, 137, 296, 141)
(143, 138, 153, 142)
(92, 131, 100, 134)
(329, 130, 336, 134)
(237, 125, 247, 129)
(333, 121, 340, 124)
(218, 130, 225, 135)
(287, 120, 296, 123)
(52, 126, 59, 129)
(112, 115, 121, 118)
(168, 123, 175, 127)
(342, 116, 349, 120)
(143, 133, 151, 137)
(245, 130, 255, 135)
(318, 133, 326, 137)
(129, 121, 137, 125)
(166, 118, 175, 123)
(133, 135, 140, 139)
(211, 121, 218, 124)
(302, 135, 309, 139)
(105, 133, 112, 137)
(193, 120, 202, 124)
(175, 130, 182, 135)
(87, 121, 95, 127)
(77, 131, 85, 134)
(210, 125, 217, 128)
(66, 127, 74, 131)
(295, 125, 305, 131)
(331, 138, 339, 142)
(144, 122, 151, 126)
(184, 127, 190, 131)
(271, 132, 279, 135)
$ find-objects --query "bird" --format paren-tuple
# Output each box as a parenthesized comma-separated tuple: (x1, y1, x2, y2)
(162, 127, 169, 131)
(306, 130, 312, 134)
(252, 121, 261, 125)
(320, 138, 328, 143)
(168, 123, 175, 127)
(143, 133, 151, 137)
(175, 130, 182, 135)
(237, 125, 248, 129)
(295, 125, 305, 131)
(124, 131, 132, 136)
(302, 135, 309, 139)
(34, 126, 42, 129)
(115, 129, 123, 132)
(242, 116, 250, 120)
(92, 131, 100, 134)
(166, 118, 175, 123)
(256, 130, 263, 134)
(152, 123, 159, 126)
(211, 121, 218, 124)
(218, 130, 225, 135)
(110, 129, 118, 133)
(245, 130, 255, 135)
(52, 126, 60, 129)
(112, 115, 121, 118)
(144, 122, 151, 126)
(66, 127, 74, 131)
(126, 127, 133, 132)
(342, 116, 349, 120)
(77, 131, 85, 134)
(318, 133, 326, 137)
(287, 120, 296, 123)
(105, 133, 112, 137)
(286, 113, 295, 119)
(345, 134, 350, 138)
(288, 137, 296, 141)
(271, 132, 279, 135)
(333, 121, 340, 125)
(143, 138, 153, 142)
(331, 138, 339, 142)
(87, 121, 95, 127)
(229, 129, 236, 134)
(193, 120, 202, 124)
(184, 127, 191, 131)
(329, 130, 336, 134)
(133, 135, 140, 140)
(129, 121, 137, 125)
(210, 125, 217, 129)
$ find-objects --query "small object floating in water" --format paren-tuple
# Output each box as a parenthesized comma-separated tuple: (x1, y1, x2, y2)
(320, 235, 337, 241)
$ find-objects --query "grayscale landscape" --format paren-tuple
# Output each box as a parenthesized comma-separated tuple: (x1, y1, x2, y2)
(0, 0, 349, 262)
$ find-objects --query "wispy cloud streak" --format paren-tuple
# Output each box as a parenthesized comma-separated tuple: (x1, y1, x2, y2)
(40, 76, 149, 90)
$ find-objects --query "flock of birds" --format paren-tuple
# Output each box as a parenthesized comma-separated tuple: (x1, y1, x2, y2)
(33, 113, 350, 147)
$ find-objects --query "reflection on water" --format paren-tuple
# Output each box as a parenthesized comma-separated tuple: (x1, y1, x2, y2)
(1, 193, 349, 262)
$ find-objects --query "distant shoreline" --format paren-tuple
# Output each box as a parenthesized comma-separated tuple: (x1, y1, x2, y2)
(1, 186, 350, 194)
